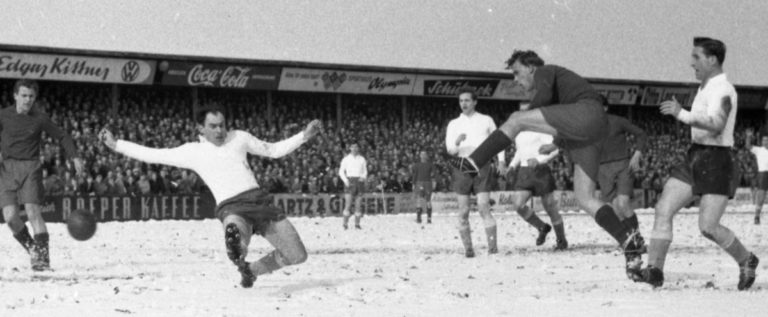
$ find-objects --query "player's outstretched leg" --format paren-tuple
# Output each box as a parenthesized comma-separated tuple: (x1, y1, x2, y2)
(248, 219, 308, 283)
(542, 194, 567, 250)
(224, 221, 256, 288)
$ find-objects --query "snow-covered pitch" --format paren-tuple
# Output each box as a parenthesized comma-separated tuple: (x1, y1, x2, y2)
(0, 211, 765, 316)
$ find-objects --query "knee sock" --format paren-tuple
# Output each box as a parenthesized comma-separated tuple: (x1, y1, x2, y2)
(416, 208, 423, 220)
(622, 214, 639, 231)
(468, 130, 512, 168)
(594, 205, 630, 245)
(251, 250, 286, 276)
(13, 226, 34, 253)
(485, 225, 497, 251)
(427, 207, 432, 219)
(552, 221, 566, 241)
(707, 226, 752, 264)
(518, 206, 547, 230)
(459, 225, 473, 251)
(648, 238, 672, 269)
(354, 215, 361, 227)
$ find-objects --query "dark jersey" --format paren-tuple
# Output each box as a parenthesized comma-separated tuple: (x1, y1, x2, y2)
(411, 162, 434, 183)
(600, 115, 648, 163)
(529, 65, 602, 109)
(0, 106, 78, 160)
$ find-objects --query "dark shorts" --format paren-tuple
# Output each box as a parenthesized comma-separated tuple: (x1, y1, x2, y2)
(598, 159, 633, 202)
(215, 188, 286, 236)
(757, 171, 768, 191)
(0, 159, 44, 208)
(509, 165, 556, 197)
(345, 177, 365, 196)
(452, 163, 493, 195)
(669, 144, 737, 198)
(414, 181, 433, 199)
(539, 99, 609, 183)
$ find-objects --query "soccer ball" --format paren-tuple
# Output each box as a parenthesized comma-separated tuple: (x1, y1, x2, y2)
(67, 209, 98, 241)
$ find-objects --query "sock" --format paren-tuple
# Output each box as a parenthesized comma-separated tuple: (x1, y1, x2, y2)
(417, 208, 423, 220)
(250, 250, 285, 276)
(594, 205, 630, 245)
(354, 215, 361, 227)
(485, 225, 497, 251)
(518, 206, 547, 230)
(468, 130, 512, 168)
(622, 214, 639, 231)
(13, 226, 34, 252)
(647, 238, 672, 269)
(553, 222, 566, 241)
(459, 227, 473, 251)
(343, 214, 350, 227)
(723, 237, 751, 265)
(427, 207, 432, 219)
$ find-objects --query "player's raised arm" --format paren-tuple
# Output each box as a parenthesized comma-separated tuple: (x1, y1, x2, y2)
(246, 120, 322, 158)
(100, 128, 195, 169)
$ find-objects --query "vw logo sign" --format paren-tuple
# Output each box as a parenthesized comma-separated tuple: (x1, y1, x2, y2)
(121, 61, 141, 82)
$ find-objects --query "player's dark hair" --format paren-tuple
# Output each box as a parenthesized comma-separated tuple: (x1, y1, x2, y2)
(14, 79, 39, 94)
(505, 50, 545, 69)
(694, 37, 726, 65)
(457, 87, 477, 100)
(196, 106, 226, 125)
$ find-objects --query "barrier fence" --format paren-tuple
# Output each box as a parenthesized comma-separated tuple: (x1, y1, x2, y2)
(0, 188, 756, 223)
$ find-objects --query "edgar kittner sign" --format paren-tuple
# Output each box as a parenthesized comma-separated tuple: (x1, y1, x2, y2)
(0, 51, 156, 85)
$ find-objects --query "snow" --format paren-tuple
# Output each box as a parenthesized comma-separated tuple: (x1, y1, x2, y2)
(1, 211, 765, 317)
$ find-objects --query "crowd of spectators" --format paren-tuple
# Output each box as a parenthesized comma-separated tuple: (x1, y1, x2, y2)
(0, 80, 764, 199)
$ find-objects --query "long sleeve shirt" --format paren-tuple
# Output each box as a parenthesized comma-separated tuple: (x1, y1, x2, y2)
(445, 111, 505, 163)
(600, 114, 648, 163)
(115, 129, 306, 204)
(677, 73, 737, 147)
(0, 106, 78, 160)
(509, 131, 559, 167)
(339, 154, 367, 183)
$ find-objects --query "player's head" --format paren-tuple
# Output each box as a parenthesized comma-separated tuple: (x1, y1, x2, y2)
(349, 142, 360, 155)
(457, 88, 477, 115)
(506, 50, 544, 91)
(13, 79, 38, 114)
(419, 150, 429, 162)
(691, 37, 726, 81)
(761, 135, 768, 149)
(196, 106, 227, 146)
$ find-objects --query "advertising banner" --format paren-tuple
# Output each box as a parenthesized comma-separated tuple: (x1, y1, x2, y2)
(160, 61, 281, 89)
(278, 68, 416, 95)
(594, 84, 641, 105)
(0, 51, 156, 84)
(273, 193, 413, 216)
(413, 75, 529, 100)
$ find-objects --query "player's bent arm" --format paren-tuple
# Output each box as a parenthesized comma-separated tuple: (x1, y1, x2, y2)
(115, 140, 195, 169)
(338, 159, 349, 184)
(246, 131, 306, 158)
(676, 95, 732, 133)
(445, 121, 460, 155)
(536, 148, 559, 164)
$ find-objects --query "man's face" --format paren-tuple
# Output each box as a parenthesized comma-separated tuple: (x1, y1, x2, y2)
(420, 151, 428, 162)
(458, 93, 476, 115)
(761, 136, 768, 149)
(350, 144, 360, 155)
(691, 46, 716, 81)
(510, 61, 535, 91)
(199, 112, 227, 146)
(14, 86, 37, 113)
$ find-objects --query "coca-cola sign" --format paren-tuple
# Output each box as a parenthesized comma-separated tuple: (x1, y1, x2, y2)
(161, 61, 281, 90)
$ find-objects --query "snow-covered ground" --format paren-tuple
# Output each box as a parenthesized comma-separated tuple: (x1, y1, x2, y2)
(1, 211, 765, 317)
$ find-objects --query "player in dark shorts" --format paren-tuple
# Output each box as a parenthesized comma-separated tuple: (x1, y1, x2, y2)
(598, 95, 649, 247)
(411, 150, 435, 224)
(1, 79, 84, 271)
(745, 128, 768, 225)
(102, 107, 323, 288)
(633, 37, 758, 290)
(447, 50, 644, 276)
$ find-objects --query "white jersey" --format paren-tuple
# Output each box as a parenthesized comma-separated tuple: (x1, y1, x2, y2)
(116, 130, 305, 204)
(510, 131, 559, 167)
(690, 73, 737, 146)
(445, 111, 505, 162)
(339, 154, 368, 182)
(751, 146, 768, 172)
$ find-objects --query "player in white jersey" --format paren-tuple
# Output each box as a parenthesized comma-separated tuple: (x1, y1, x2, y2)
(744, 128, 768, 225)
(339, 143, 368, 229)
(100, 107, 322, 288)
(633, 37, 758, 290)
(445, 88, 505, 257)
(506, 103, 567, 250)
